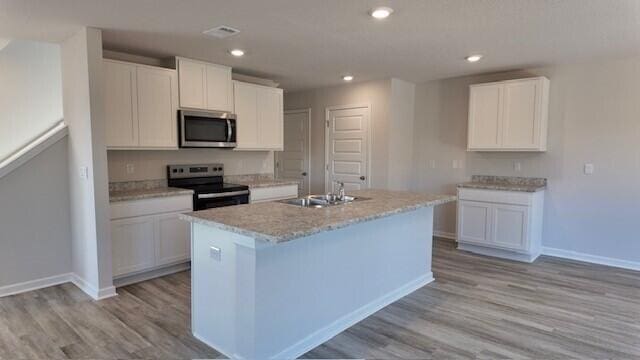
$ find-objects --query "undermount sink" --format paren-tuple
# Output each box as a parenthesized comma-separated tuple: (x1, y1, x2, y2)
(280, 194, 368, 208)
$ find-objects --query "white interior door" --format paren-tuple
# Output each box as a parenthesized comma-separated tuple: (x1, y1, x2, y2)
(276, 109, 310, 195)
(325, 105, 370, 193)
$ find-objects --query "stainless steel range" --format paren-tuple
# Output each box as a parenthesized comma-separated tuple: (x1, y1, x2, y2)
(167, 164, 249, 210)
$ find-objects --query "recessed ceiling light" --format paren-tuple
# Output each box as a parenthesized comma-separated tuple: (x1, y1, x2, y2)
(342, 75, 354, 81)
(229, 49, 245, 57)
(370, 6, 393, 19)
(465, 54, 483, 63)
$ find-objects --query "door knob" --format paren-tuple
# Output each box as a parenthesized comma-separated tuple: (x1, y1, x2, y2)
(360, 176, 366, 181)
(302, 172, 307, 176)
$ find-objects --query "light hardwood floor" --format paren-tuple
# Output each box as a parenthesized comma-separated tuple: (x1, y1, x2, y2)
(0, 238, 638, 359)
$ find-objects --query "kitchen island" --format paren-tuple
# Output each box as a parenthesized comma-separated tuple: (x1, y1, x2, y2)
(180, 189, 455, 359)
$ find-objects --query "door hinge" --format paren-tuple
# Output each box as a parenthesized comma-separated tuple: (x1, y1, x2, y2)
(325, 164, 329, 171)
(326, 120, 330, 128)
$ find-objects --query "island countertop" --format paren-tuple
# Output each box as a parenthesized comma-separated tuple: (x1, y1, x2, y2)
(180, 189, 456, 243)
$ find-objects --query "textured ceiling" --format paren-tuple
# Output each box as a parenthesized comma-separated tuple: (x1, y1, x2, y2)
(2, 0, 640, 91)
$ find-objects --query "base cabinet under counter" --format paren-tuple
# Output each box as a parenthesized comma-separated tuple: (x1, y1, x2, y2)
(110, 194, 192, 282)
(456, 187, 544, 262)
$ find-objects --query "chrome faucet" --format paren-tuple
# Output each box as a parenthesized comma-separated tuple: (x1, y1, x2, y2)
(336, 181, 345, 201)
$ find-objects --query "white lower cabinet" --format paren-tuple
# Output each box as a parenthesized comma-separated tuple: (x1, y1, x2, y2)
(249, 184, 298, 203)
(110, 195, 192, 279)
(457, 188, 544, 262)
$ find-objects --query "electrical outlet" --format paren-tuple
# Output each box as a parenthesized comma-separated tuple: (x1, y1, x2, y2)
(430, 160, 436, 169)
(514, 162, 522, 172)
(452, 160, 459, 169)
(584, 163, 594, 175)
(126, 163, 135, 174)
(79, 166, 88, 179)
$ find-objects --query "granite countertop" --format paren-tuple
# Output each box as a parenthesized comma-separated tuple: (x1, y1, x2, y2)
(458, 175, 547, 192)
(234, 179, 301, 189)
(109, 187, 194, 202)
(180, 189, 456, 244)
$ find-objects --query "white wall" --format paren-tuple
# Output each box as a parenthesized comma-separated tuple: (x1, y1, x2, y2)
(0, 137, 71, 288)
(61, 27, 114, 298)
(0, 40, 63, 159)
(388, 79, 416, 191)
(412, 58, 640, 264)
(107, 149, 274, 182)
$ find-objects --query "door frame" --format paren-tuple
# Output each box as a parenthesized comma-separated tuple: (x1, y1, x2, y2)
(276, 108, 311, 194)
(324, 103, 372, 193)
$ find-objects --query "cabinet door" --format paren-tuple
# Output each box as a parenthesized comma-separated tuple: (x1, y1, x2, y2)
(468, 84, 502, 150)
(491, 204, 528, 251)
(111, 216, 156, 277)
(104, 60, 138, 147)
(257, 87, 284, 150)
(502, 79, 540, 149)
(156, 212, 191, 266)
(137, 67, 178, 148)
(457, 200, 492, 245)
(233, 82, 259, 149)
(178, 59, 207, 109)
(206, 64, 233, 112)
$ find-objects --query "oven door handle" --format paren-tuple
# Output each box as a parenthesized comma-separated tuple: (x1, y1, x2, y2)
(227, 119, 232, 142)
(198, 190, 250, 199)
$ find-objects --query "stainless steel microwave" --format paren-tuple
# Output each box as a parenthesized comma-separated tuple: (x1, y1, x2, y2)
(179, 109, 237, 148)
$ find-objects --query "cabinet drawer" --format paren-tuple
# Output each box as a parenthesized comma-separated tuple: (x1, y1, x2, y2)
(458, 188, 532, 206)
(250, 185, 298, 203)
(111, 195, 192, 220)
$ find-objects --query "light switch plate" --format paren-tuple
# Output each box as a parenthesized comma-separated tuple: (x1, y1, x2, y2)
(126, 163, 135, 174)
(210, 246, 221, 261)
(79, 166, 89, 179)
(584, 163, 594, 175)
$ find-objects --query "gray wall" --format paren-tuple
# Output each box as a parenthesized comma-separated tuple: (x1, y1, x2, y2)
(0, 138, 71, 287)
(412, 58, 640, 263)
(62, 27, 114, 295)
(0, 40, 63, 159)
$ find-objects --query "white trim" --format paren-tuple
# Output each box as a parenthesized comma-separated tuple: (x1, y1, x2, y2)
(434, 230, 457, 241)
(71, 274, 118, 300)
(542, 247, 640, 272)
(278, 108, 311, 195)
(0, 120, 68, 179)
(324, 103, 372, 193)
(0, 273, 73, 298)
(273, 273, 433, 360)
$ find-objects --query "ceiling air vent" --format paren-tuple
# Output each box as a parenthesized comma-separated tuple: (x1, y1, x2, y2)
(203, 26, 240, 38)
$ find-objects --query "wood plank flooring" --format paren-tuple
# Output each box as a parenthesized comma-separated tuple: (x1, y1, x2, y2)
(0, 238, 638, 359)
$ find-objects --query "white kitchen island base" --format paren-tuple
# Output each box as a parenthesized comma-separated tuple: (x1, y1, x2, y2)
(190, 206, 434, 359)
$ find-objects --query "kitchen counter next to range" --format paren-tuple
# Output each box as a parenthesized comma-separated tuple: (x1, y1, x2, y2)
(109, 187, 194, 202)
(458, 175, 547, 192)
(224, 174, 300, 189)
(180, 189, 455, 243)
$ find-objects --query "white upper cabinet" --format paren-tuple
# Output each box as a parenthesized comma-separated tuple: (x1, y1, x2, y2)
(104, 59, 178, 149)
(468, 77, 549, 151)
(104, 60, 138, 147)
(136, 66, 179, 148)
(233, 81, 283, 151)
(177, 57, 233, 112)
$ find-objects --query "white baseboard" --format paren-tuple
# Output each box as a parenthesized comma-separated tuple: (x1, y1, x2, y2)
(71, 274, 118, 300)
(542, 247, 640, 272)
(0, 273, 72, 298)
(273, 273, 434, 359)
(433, 230, 456, 241)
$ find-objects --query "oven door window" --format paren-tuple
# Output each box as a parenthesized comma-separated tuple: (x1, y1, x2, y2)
(184, 117, 228, 143)
(196, 195, 249, 210)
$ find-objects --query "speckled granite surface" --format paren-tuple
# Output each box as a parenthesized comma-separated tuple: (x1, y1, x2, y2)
(225, 174, 300, 189)
(180, 189, 456, 243)
(109, 179, 167, 192)
(458, 175, 547, 192)
(109, 187, 194, 202)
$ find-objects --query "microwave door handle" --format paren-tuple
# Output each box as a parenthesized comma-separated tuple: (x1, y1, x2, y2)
(227, 119, 232, 142)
